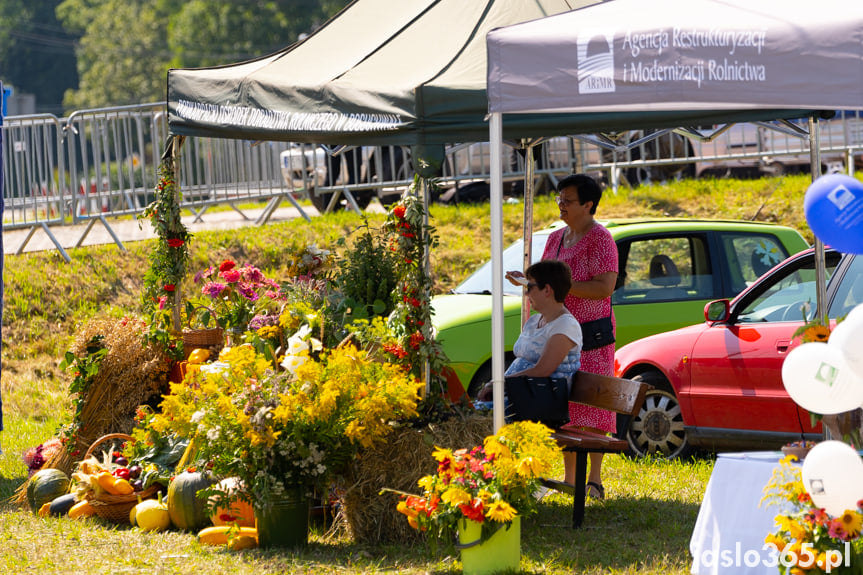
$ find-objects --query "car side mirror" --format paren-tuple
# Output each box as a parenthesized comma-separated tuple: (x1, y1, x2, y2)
(705, 299, 730, 323)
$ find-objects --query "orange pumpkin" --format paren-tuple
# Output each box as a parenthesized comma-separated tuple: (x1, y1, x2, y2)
(208, 477, 256, 528)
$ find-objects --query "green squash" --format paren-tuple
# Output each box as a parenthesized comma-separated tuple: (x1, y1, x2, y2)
(27, 469, 70, 513)
(48, 493, 78, 517)
(167, 471, 215, 531)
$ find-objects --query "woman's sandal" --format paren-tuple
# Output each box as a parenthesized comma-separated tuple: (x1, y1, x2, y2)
(586, 481, 605, 500)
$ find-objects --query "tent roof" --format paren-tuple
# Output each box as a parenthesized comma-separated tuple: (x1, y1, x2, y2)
(167, 0, 604, 146)
(487, 0, 863, 118)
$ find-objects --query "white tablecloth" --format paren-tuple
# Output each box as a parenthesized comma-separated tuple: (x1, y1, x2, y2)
(690, 452, 792, 575)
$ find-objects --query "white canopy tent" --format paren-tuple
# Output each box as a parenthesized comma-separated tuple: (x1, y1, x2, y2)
(485, 0, 863, 430)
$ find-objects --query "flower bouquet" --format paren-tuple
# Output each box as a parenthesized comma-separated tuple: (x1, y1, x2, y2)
(763, 455, 863, 574)
(395, 420, 561, 546)
(190, 260, 282, 333)
(149, 343, 424, 511)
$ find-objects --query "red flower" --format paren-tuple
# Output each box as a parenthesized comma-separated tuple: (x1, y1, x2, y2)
(409, 331, 425, 350)
(221, 269, 240, 283)
(459, 499, 485, 523)
(383, 342, 409, 359)
(393, 205, 407, 219)
(163, 284, 176, 292)
(219, 260, 236, 272)
(167, 238, 185, 248)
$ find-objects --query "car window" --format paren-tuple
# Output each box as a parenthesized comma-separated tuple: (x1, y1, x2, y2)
(720, 233, 789, 294)
(828, 255, 863, 318)
(737, 254, 839, 323)
(454, 234, 551, 295)
(612, 235, 712, 304)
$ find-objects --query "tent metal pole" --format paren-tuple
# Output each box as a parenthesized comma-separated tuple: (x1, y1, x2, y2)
(421, 177, 432, 395)
(809, 116, 828, 324)
(171, 135, 183, 332)
(521, 141, 535, 328)
(490, 112, 506, 433)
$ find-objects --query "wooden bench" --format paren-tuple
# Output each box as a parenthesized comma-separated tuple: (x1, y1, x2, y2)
(541, 370, 649, 528)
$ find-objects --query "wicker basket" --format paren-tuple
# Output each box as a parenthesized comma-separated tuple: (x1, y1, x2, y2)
(88, 484, 160, 524)
(182, 306, 224, 359)
(83, 433, 160, 525)
(85, 433, 134, 461)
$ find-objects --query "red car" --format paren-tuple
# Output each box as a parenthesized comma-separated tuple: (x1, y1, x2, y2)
(614, 248, 863, 459)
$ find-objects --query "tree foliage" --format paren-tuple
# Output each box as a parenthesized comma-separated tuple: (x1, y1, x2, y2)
(168, 0, 334, 69)
(46, 0, 351, 111)
(0, 0, 78, 114)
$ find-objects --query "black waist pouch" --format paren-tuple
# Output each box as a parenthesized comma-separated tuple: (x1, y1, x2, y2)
(580, 315, 615, 351)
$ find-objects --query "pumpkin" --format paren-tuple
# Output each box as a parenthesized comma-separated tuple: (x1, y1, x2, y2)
(27, 469, 70, 513)
(208, 477, 256, 528)
(134, 493, 171, 532)
(48, 493, 78, 517)
(167, 471, 215, 531)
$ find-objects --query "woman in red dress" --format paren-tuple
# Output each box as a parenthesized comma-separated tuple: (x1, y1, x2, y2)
(508, 173, 618, 498)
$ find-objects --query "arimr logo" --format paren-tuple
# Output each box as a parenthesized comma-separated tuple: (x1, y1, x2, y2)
(577, 31, 616, 94)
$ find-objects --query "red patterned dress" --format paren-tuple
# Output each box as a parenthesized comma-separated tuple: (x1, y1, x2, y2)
(542, 223, 618, 433)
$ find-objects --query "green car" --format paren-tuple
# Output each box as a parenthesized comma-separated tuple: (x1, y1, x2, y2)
(432, 219, 810, 397)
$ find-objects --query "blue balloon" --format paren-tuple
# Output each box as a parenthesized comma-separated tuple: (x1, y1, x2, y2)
(804, 174, 863, 254)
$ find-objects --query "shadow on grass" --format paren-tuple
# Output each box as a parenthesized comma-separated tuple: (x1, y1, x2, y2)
(0, 472, 28, 504)
(270, 493, 702, 575)
(521, 494, 700, 572)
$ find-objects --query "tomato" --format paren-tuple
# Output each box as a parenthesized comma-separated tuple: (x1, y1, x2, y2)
(113, 467, 131, 480)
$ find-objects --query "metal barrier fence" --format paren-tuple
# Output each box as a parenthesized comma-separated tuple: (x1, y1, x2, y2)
(4, 103, 863, 253)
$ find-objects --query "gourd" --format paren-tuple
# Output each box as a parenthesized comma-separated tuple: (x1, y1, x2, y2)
(187, 348, 210, 363)
(167, 471, 216, 531)
(198, 525, 258, 547)
(208, 477, 256, 528)
(68, 500, 96, 520)
(48, 493, 78, 517)
(27, 469, 71, 513)
(95, 471, 133, 496)
(134, 493, 171, 532)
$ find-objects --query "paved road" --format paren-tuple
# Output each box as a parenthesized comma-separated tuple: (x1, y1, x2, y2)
(2, 202, 386, 256)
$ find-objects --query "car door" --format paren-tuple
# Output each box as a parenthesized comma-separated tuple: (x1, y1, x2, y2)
(687, 252, 841, 433)
(612, 232, 715, 347)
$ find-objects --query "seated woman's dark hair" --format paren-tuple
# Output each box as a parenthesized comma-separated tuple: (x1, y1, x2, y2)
(526, 259, 572, 302)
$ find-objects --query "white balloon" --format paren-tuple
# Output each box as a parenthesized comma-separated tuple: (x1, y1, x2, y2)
(801, 440, 863, 517)
(782, 342, 863, 414)
(830, 310, 863, 380)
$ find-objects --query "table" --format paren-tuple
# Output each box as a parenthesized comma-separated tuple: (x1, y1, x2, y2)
(690, 451, 792, 575)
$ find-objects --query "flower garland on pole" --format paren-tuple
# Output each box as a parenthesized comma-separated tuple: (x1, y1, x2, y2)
(382, 172, 448, 397)
(140, 139, 191, 360)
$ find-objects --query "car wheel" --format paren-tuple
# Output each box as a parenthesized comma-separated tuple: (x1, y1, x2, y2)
(624, 371, 692, 460)
(467, 355, 514, 399)
(310, 190, 373, 212)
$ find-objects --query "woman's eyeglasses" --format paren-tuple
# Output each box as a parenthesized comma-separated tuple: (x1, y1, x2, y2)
(557, 195, 579, 207)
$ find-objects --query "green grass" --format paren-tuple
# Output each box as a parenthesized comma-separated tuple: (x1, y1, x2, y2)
(0, 451, 714, 574)
(0, 174, 819, 573)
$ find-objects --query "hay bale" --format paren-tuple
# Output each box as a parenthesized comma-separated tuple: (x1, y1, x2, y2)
(339, 412, 493, 544)
(13, 316, 170, 506)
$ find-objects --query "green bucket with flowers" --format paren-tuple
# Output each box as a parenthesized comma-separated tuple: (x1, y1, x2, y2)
(457, 516, 521, 575)
(395, 421, 561, 573)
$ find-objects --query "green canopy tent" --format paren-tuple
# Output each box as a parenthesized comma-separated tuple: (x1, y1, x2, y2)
(168, 0, 607, 151)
